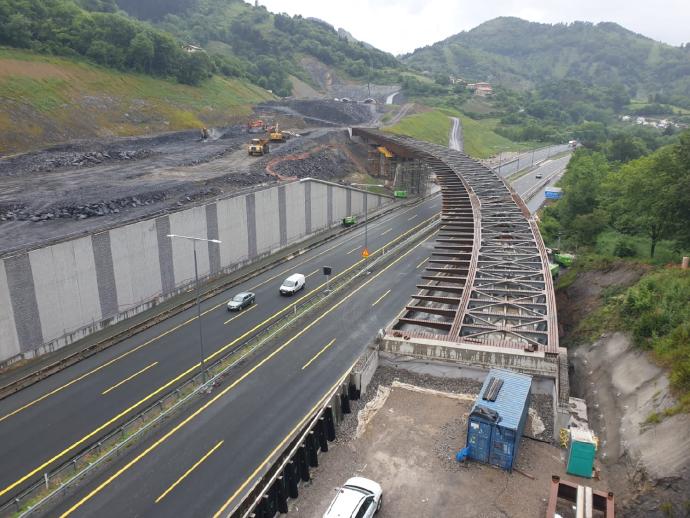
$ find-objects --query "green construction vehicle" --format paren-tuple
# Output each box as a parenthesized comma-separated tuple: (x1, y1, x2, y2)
(342, 216, 357, 227)
(553, 250, 575, 268)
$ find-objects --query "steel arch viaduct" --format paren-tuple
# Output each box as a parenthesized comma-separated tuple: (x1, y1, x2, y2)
(352, 129, 567, 403)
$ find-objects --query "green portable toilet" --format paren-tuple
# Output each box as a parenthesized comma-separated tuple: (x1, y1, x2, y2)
(567, 428, 596, 478)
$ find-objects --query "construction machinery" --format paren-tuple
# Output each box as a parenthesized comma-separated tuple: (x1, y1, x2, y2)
(248, 138, 270, 156)
(269, 124, 286, 143)
(247, 119, 265, 133)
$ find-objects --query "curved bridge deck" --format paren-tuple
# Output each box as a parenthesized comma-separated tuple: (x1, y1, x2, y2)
(352, 129, 559, 355)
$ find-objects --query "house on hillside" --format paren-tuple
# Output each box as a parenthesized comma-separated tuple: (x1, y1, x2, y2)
(467, 82, 493, 97)
(182, 44, 204, 54)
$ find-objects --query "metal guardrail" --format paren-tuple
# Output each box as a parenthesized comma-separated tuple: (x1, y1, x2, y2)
(2, 213, 440, 518)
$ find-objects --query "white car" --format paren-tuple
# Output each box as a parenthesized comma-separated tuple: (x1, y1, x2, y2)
(323, 477, 382, 518)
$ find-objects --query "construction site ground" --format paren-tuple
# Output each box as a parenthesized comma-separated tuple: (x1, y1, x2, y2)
(290, 366, 611, 518)
(0, 100, 377, 255)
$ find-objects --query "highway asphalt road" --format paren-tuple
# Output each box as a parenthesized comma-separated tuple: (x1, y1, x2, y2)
(495, 144, 570, 178)
(509, 155, 571, 213)
(0, 195, 441, 505)
(46, 226, 438, 517)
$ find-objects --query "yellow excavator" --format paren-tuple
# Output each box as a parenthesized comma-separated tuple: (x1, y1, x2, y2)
(269, 124, 286, 143)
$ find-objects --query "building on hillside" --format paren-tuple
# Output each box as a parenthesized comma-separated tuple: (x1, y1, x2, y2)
(467, 82, 493, 96)
(182, 44, 204, 54)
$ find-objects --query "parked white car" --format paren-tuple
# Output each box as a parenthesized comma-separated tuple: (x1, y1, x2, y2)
(323, 477, 382, 518)
(279, 273, 305, 296)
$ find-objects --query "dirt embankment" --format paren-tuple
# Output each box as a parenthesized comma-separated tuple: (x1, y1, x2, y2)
(559, 263, 690, 516)
(0, 100, 380, 255)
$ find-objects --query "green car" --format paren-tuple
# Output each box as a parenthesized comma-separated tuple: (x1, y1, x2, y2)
(342, 216, 357, 227)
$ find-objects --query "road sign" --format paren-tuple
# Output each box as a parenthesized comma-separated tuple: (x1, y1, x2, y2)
(362, 248, 369, 258)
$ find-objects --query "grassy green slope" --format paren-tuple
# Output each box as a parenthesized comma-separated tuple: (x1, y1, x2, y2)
(385, 108, 528, 158)
(0, 48, 274, 154)
(385, 110, 454, 147)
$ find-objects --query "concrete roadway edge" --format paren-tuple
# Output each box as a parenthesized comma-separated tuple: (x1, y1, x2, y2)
(0, 192, 438, 400)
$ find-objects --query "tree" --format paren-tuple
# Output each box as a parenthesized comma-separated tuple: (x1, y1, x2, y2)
(2, 13, 33, 48)
(128, 32, 155, 72)
(605, 149, 679, 257)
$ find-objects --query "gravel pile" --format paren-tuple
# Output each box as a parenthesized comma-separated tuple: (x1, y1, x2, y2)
(336, 365, 482, 443)
(1, 149, 157, 175)
(0, 192, 167, 222)
(271, 149, 352, 180)
(433, 416, 470, 472)
(528, 393, 555, 443)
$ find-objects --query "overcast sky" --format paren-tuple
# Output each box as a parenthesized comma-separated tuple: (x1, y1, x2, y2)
(250, 0, 689, 55)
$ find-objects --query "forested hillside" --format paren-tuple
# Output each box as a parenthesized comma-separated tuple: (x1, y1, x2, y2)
(0, 0, 404, 97)
(117, 0, 403, 96)
(403, 17, 690, 104)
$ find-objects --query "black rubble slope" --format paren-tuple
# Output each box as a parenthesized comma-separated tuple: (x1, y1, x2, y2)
(402, 17, 690, 98)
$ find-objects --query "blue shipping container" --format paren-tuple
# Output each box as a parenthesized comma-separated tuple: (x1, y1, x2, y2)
(466, 369, 532, 471)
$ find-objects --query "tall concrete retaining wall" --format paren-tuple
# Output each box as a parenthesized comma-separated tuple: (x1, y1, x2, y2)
(0, 179, 393, 365)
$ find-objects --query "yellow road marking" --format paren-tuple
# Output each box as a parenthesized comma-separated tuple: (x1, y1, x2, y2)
(301, 339, 336, 370)
(371, 289, 391, 307)
(61, 234, 433, 517)
(416, 257, 428, 269)
(0, 199, 437, 425)
(154, 440, 224, 503)
(212, 365, 356, 518)
(0, 306, 214, 425)
(305, 269, 319, 278)
(381, 228, 392, 236)
(346, 245, 360, 255)
(102, 362, 158, 396)
(224, 304, 257, 325)
(1, 214, 439, 501)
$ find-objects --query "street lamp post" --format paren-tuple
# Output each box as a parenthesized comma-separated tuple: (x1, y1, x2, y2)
(350, 183, 384, 273)
(167, 234, 222, 382)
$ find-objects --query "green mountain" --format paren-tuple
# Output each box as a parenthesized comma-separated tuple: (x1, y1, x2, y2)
(115, 0, 404, 96)
(403, 17, 690, 101)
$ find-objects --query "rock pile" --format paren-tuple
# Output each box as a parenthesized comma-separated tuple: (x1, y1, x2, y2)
(0, 192, 167, 222)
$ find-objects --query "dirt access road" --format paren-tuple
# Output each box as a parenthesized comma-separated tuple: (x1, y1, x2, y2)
(0, 101, 376, 254)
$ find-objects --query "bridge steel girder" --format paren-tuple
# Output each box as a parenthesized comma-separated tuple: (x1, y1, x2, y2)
(352, 128, 559, 355)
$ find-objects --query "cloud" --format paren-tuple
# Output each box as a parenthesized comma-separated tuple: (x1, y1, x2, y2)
(251, 0, 690, 54)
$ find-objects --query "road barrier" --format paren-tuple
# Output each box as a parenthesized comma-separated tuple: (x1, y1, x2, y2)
(2, 213, 439, 518)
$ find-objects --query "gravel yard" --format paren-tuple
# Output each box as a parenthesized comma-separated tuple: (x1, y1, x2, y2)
(290, 366, 593, 517)
(0, 100, 378, 254)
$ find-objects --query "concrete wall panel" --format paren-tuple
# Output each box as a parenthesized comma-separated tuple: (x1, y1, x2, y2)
(0, 262, 21, 358)
(310, 182, 328, 232)
(284, 182, 306, 244)
(169, 206, 209, 285)
(31, 237, 101, 342)
(254, 187, 280, 255)
(110, 219, 162, 311)
(351, 190, 365, 216)
(4, 253, 42, 351)
(217, 195, 249, 268)
(91, 232, 118, 318)
(205, 204, 221, 276)
(332, 187, 347, 222)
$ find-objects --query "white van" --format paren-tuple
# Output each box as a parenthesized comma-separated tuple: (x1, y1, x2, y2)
(279, 273, 305, 296)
